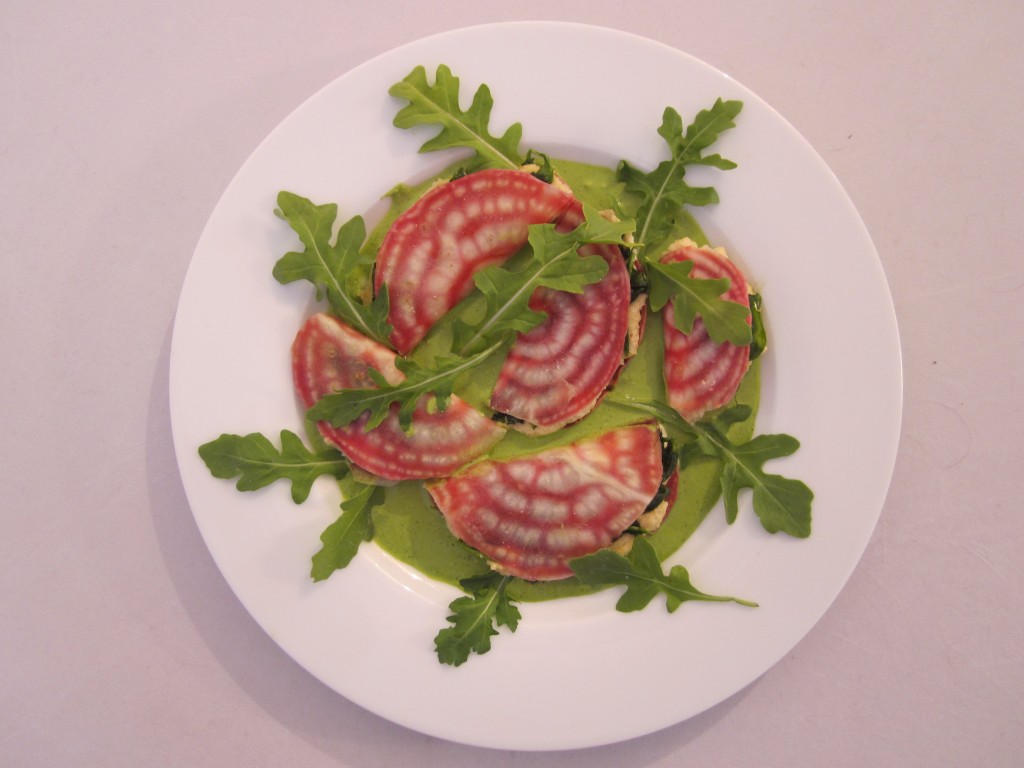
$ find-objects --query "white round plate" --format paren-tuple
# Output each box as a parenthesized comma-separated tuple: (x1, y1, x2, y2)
(170, 22, 902, 751)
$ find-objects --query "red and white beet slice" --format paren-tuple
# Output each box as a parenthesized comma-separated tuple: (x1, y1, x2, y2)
(374, 168, 575, 354)
(488, 200, 641, 433)
(292, 313, 504, 481)
(427, 424, 667, 581)
(661, 238, 752, 423)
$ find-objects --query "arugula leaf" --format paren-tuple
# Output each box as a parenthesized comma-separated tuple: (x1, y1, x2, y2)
(618, 99, 742, 258)
(306, 343, 505, 433)
(604, 395, 813, 538)
(647, 259, 752, 346)
(454, 206, 633, 355)
(570, 538, 756, 612)
(435, 572, 521, 667)
(198, 430, 348, 504)
(310, 476, 384, 582)
(523, 149, 554, 183)
(390, 64, 523, 170)
(273, 191, 391, 345)
(748, 293, 767, 360)
(698, 406, 813, 537)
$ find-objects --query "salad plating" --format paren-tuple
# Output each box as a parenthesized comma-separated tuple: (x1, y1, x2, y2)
(198, 64, 813, 666)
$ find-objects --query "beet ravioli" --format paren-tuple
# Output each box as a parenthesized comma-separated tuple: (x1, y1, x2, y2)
(660, 238, 753, 423)
(292, 313, 504, 481)
(374, 168, 575, 354)
(427, 424, 673, 581)
(489, 199, 643, 434)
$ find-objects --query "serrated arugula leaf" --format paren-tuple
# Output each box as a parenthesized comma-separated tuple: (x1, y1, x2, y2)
(310, 476, 385, 582)
(435, 572, 520, 667)
(647, 259, 752, 346)
(305, 343, 504, 433)
(390, 64, 523, 170)
(273, 191, 391, 345)
(604, 395, 813, 538)
(575, 204, 638, 247)
(570, 538, 756, 612)
(618, 99, 742, 258)
(198, 430, 348, 504)
(454, 205, 633, 355)
(698, 406, 813, 537)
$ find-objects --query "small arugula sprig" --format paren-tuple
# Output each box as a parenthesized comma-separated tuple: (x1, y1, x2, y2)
(197, 430, 385, 579)
(606, 395, 813, 538)
(306, 342, 505, 433)
(197, 430, 349, 503)
(617, 101, 751, 349)
(688, 405, 813, 537)
(390, 64, 523, 171)
(273, 191, 392, 346)
(618, 99, 743, 260)
(311, 474, 385, 582)
(435, 572, 521, 667)
(454, 205, 635, 355)
(647, 258, 753, 346)
(570, 538, 756, 612)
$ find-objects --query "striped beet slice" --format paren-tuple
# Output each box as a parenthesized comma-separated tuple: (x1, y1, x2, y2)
(374, 168, 575, 354)
(661, 238, 751, 423)
(426, 424, 666, 581)
(292, 313, 504, 481)
(488, 200, 639, 433)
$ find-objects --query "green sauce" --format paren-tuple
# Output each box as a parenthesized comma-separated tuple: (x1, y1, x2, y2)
(360, 158, 760, 602)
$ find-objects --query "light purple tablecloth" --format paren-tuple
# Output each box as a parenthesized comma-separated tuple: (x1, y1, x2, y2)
(3, 2, 1021, 765)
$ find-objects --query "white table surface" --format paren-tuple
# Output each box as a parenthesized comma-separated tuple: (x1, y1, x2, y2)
(3, 2, 1022, 765)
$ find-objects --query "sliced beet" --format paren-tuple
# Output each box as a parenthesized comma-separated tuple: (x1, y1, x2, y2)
(374, 168, 575, 354)
(292, 313, 504, 481)
(661, 239, 751, 423)
(488, 200, 638, 433)
(426, 424, 666, 581)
